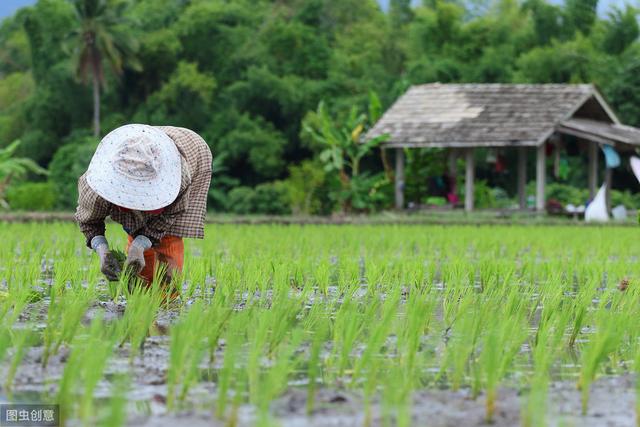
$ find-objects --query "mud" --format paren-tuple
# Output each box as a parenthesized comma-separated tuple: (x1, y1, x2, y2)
(3, 289, 637, 426)
(2, 330, 636, 427)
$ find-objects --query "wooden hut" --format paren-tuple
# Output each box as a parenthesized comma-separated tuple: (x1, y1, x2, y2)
(366, 83, 640, 212)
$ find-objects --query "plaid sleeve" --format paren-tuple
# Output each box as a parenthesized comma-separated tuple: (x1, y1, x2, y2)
(75, 174, 110, 248)
(138, 189, 190, 245)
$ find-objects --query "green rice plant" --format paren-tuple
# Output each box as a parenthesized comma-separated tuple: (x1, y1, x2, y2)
(568, 279, 598, 347)
(352, 286, 400, 383)
(523, 309, 567, 427)
(215, 312, 247, 420)
(256, 328, 304, 427)
(479, 299, 528, 423)
(4, 327, 34, 394)
(56, 313, 115, 424)
(577, 297, 626, 415)
(306, 319, 329, 415)
(5, 222, 640, 426)
(78, 314, 116, 425)
(99, 374, 129, 427)
(41, 285, 91, 367)
(441, 299, 484, 390)
(330, 292, 379, 381)
(166, 299, 207, 410)
(116, 285, 162, 362)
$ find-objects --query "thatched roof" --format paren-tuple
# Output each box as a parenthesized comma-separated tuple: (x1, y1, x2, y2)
(367, 83, 628, 148)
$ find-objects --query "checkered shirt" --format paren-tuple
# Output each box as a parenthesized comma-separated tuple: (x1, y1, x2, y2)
(75, 126, 212, 247)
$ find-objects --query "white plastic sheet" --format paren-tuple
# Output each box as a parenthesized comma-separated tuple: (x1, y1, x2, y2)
(585, 184, 609, 222)
(612, 205, 627, 221)
(631, 156, 640, 184)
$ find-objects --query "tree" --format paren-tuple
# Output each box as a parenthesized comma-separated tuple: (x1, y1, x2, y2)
(302, 100, 389, 212)
(602, 5, 639, 55)
(68, 0, 140, 137)
(565, 0, 598, 36)
(0, 140, 47, 208)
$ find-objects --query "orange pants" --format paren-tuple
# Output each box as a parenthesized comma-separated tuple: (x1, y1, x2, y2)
(126, 235, 184, 284)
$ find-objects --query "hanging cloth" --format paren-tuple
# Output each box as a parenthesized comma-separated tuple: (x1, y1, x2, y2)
(601, 145, 620, 168)
(630, 156, 640, 184)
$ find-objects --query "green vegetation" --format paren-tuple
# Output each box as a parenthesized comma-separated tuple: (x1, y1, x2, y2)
(0, 222, 639, 424)
(2, 0, 640, 213)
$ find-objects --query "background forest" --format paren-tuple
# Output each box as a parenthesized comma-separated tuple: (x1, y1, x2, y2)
(1, 0, 640, 214)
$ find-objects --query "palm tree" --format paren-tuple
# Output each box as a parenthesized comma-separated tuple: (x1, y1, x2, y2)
(68, 0, 140, 137)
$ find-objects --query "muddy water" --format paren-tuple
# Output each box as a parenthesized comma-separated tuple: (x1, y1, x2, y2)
(1, 281, 636, 426)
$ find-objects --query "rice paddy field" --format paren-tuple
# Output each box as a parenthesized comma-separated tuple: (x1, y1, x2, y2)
(2, 222, 640, 426)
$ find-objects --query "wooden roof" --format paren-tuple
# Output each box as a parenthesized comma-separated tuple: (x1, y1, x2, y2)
(367, 83, 624, 148)
(558, 118, 640, 149)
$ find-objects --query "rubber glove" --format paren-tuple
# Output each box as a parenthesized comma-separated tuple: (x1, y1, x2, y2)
(91, 236, 121, 281)
(125, 235, 152, 275)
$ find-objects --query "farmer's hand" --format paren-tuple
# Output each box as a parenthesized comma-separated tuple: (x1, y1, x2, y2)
(125, 235, 152, 275)
(91, 236, 121, 281)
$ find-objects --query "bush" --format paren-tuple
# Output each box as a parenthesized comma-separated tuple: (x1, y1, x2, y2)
(544, 183, 589, 206)
(48, 137, 99, 209)
(253, 182, 291, 215)
(227, 187, 256, 215)
(227, 182, 291, 215)
(7, 182, 57, 211)
(611, 189, 639, 209)
(282, 160, 325, 215)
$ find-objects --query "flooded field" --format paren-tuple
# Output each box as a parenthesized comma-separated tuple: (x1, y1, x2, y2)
(0, 223, 639, 426)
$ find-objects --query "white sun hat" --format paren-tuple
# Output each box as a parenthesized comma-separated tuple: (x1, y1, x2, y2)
(86, 124, 182, 210)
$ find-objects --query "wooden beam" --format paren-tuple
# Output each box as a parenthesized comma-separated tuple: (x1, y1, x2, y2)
(465, 148, 475, 212)
(588, 142, 598, 198)
(394, 147, 405, 210)
(517, 146, 527, 209)
(536, 143, 546, 212)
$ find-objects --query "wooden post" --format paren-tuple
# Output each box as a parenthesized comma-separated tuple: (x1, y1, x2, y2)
(465, 148, 475, 212)
(447, 148, 457, 203)
(447, 148, 457, 177)
(536, 143, 546, 212)
(588, 142, 598, 198)
(517, 146, 527, 209)
(605, 167, 612, 212)
(394, 147, 404, 210)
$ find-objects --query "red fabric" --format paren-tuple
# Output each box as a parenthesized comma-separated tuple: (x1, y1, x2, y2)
(126, 234, 184, 284)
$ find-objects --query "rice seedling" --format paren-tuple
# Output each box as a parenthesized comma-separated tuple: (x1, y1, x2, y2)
(165, 308, 205, 410)
(4, 326, 35, 394)
(4, 223, 640, 425)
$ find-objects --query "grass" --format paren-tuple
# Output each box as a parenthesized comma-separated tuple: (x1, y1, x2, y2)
(0, 222, 640, 425)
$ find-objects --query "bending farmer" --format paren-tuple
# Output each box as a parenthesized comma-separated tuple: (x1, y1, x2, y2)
(75, 124, 212, 284)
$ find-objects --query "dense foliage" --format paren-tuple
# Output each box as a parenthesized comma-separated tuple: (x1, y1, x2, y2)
(1, 0, 639, 212)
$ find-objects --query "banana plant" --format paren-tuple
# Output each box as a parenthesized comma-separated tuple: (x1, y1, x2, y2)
(0, 140, 48, 208)
(302, 93, 389, 212)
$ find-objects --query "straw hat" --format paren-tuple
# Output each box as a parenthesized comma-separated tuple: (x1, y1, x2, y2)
(86, 124, 182, 210)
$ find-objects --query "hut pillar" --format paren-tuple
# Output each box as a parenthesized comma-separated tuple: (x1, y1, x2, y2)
(536, 143, 546, 212)
(464, 148, 475, 212)
(517, 146, 527, 209)
(605, 167, 612, 212)
(447, 148, 458, 204)
(588, 142, 598, 198)
(394, 147, 404, 210)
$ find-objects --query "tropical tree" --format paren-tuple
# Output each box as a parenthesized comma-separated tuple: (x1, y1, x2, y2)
(0, 141, 48, 208)
(302, 95, 390, 213)
(68, 0, 140, 137)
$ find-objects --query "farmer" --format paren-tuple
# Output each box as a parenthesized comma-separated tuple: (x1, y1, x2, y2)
(75, 124, 212, 285)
